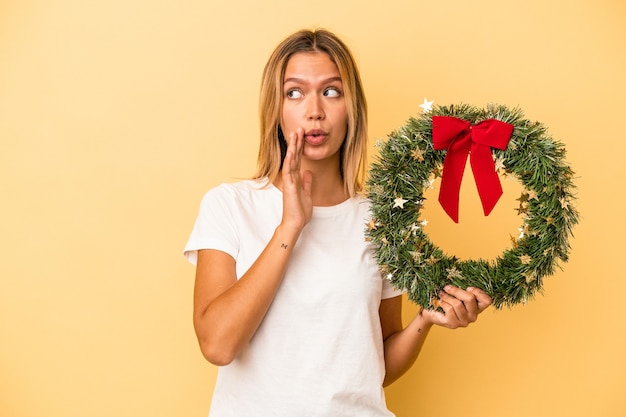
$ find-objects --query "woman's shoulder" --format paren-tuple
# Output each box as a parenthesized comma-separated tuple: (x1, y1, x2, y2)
(327, 194, 372, 222)
(201, 178, 277, 205)
(203, 177, 266, 193)
(352, 193, 372, 212)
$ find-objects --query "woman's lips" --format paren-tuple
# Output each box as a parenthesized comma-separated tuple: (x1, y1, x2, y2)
(304, 129, 328, 145)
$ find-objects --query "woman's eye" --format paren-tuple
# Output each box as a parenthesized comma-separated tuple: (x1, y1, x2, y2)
(324, 87, 341, 98)
(286, 89, 303, 99)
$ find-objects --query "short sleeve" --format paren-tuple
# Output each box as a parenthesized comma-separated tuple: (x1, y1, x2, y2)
(381, 276, 405, 299)
(183, 185, 240, 266)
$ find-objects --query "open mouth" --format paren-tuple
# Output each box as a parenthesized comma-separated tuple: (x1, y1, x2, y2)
(304, 129, 328, 145)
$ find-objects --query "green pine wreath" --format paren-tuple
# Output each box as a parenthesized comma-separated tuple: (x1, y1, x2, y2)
(366, 103, 579, 309)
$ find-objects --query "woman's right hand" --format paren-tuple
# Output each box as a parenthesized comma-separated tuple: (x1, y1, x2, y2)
(280, 128, 313, 232)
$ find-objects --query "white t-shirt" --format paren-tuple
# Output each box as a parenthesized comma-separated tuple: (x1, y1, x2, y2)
(184, 179, 402, 417)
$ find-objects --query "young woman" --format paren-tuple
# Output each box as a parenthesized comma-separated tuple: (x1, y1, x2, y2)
(184, 28, 492, 416)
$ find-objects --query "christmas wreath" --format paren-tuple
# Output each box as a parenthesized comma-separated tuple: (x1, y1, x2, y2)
(366, 102, 579, 309)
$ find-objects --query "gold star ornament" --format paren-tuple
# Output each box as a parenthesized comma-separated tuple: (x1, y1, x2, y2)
(411, 147, 425, 162)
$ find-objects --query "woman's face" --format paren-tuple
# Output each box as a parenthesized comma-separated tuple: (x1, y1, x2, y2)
(281, 52, 348, 166)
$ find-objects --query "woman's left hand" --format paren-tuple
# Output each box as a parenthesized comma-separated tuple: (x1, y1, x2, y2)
(380, 286, 492, 385)
(420, 285, 492, 329)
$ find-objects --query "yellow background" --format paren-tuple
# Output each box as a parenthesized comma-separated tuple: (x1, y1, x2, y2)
(1, 0, 624, 416)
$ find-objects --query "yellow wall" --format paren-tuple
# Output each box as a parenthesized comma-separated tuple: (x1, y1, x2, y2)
(1, 1, 624, 416)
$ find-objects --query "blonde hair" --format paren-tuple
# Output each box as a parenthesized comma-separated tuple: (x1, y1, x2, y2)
(254, 29, 368, 197)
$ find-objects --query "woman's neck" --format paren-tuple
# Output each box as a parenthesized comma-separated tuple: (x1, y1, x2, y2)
(303, 157, 349, 206)
(309, 170, 348, 207)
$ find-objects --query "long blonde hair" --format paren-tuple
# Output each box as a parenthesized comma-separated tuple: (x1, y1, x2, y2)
(254, 29, 368, 197)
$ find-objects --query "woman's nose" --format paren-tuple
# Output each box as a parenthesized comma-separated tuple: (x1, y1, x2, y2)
(306, 96, 324, 120)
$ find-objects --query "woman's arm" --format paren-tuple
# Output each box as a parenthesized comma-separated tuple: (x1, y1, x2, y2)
(380, 286, 492, 386)
(192, 129, 312, 366)
(193, 226, 299, 365)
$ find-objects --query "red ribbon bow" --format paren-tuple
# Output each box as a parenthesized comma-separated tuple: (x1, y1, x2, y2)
(432, 116, 514, 223)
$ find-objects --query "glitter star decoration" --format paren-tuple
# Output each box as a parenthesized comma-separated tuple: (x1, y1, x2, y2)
(518, 224, 529, 239)
(410, 251, 423, 262)
(516, 203, 529, 215)
(411, 147, 425, 161)
(509, 234, 519, 248)
(419, 98, 434, 113)
(393, 197, 408, 208)
(446, 266, 464, 280)
(494, 155, 506, 172)
(524, 270, 537, 283)
(519, 254, 532, 265)
(425, 254, 440, 265)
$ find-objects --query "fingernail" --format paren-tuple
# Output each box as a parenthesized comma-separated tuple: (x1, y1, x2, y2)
(444, 285, 452, 291)
(467, 286, 474, 291)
